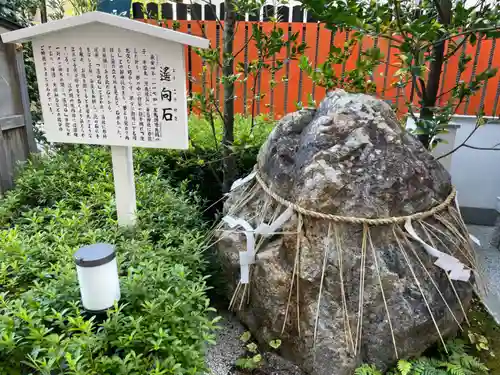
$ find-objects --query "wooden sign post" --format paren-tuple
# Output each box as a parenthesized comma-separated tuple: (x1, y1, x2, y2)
(1, 12, 209, 226)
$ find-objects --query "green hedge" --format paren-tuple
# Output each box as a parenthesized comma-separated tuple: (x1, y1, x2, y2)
(136, 115, 274, 218)
(0, 146, 217, 374)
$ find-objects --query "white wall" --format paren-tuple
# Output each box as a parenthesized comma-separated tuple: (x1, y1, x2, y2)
(449, 115, 500, 210)
(407, 114, 500, 212)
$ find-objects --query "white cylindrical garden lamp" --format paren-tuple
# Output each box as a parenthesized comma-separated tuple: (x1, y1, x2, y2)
(74, 243, 120, 312)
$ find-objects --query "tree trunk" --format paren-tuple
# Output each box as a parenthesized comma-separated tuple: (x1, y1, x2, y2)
(418, 44, 446, 147)
(417, 0, 452, 148)
(222, 0, 237, 192)
(40, 0, 48, 23)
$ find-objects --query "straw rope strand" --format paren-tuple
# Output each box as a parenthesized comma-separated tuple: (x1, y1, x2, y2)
(255, 172, 456, 225)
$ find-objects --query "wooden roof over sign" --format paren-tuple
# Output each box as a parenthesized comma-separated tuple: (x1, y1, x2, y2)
(0, 11, 209, 48)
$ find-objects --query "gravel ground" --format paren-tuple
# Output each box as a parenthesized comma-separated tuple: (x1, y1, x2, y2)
(206, 310, 246, 375)
(467, 225, 500, 324)
(205, 310, 304, 375)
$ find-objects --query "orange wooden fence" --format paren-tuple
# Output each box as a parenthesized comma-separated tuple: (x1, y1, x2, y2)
(142, 19, 500, 118)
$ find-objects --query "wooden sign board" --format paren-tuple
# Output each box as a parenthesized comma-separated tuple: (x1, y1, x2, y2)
(32, 25, 188, 149)
(1, 12, 209, 226)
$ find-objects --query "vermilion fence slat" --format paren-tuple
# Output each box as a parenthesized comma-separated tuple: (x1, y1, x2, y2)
(136, 19, 500, 118)
(298, 23, 319, 106)
(483, 41, 500, 116)
(467, 38, 492, 115)
(232, 21, 248, 115)
(189, 21, 205, 101)
(312, 24, 331, 104)
(286, 23, 304, 113)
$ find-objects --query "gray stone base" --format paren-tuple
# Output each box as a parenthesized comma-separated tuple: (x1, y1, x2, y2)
(467, 225, 500, 325)
(461, 207, 498, 226)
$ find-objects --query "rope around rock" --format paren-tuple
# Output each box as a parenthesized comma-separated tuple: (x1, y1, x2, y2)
(255, 171, 457, 226)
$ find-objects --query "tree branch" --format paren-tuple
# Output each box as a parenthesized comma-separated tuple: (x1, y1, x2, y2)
(221, 0, 237, 192)
(444, 35, 469, 59)
(391, 0, 406, 38)
(452, 93, 467, 114)
(435, 84, 459, 100)
(406, 102, 420, 123)
(233, 34, 254, 59)
(250, 73, 259, 132)
(428, 26, 500, 48)
(189, 0, 224, 70)
(417, 77, 427, 100)
(432, 0, 446, 24)
(436, 118, 482, 160)
(196, 0, 224, 31)
(462, 144, 500, 151)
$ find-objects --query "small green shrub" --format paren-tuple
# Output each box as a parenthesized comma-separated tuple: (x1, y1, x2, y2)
(0, 146, 217, 374)
(464, 299, 500, 372)
(234, 331, 282, 371)
(355, 339, 489, 375)
(235, 331, 263, 370)
(355, 364, 382, 375)
(27, 115, 273, 219)
(187, 114, 273, 150)
(136, 114, 274, 219)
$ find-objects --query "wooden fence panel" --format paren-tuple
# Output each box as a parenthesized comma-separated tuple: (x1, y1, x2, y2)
(312, 24, 330, 105)
(0, 123, 30, 193)
(0, 34, 36, 195)
(478, 39, 499, 115)
(233, 21, 252, 116)
(137, 15, 500, 119)
(285, 22, 304, 113)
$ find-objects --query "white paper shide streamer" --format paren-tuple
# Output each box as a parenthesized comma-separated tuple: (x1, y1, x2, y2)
(404, 219, 471, 281)
(223, 171, 294, 284)
(222, 215, 256, 284)
(222, 207, 294, 284)
(225, 171, 477, 284)
(230, 171, 257, 192)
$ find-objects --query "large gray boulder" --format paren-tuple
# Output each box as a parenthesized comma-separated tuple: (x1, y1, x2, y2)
(217, 90, 474, 375)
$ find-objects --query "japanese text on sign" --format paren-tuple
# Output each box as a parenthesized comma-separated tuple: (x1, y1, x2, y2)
(33, 36, 188, 149)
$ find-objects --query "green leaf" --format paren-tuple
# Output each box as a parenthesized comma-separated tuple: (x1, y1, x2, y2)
(354, 364, 382, 375)
(299, 55, 312, 74)
(468, 332, 477, 344)
(246, 342, 258, 353)
(252, 354, 262, 363)
(240, 331, 252, 343)
(235, 358, 257, 369)
(397, 360, 412, 375)
(307, 94, 317, 108)
(470, 33, 477, 47)
(269, 339, 282, 349)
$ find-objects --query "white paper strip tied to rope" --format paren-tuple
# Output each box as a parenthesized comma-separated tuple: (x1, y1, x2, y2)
(255, 207, 295, 236)
(404, 219, 471, 282)
(222, 216, 256, 284)
(469, 234, 481, 246)
(229, 171, 257, 192)
(226, 170, 476, 284)
(222, 207, 294, 284)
